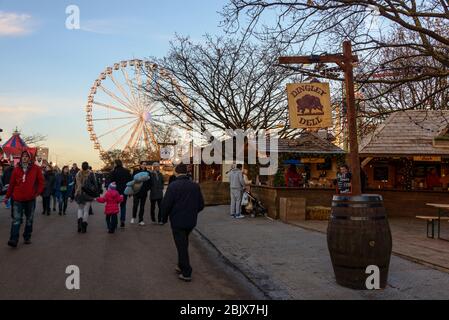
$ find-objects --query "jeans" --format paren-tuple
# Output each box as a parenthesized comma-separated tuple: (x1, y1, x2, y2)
(58, 191, 69, 213)
(42, 196, 51, 214)
(150, 199, 162, 222)
(120, 195, 128, 223)
(230, 189, 243, 216)
(52, 194, 57, 210)
(77, 202, 92, 222)
(133, 196, 147, 222)
(172, 228, 193, 277)
(106, 214, 118, 232)
(10, 200, 36, 242)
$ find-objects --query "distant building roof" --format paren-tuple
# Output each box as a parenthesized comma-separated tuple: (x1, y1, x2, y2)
(359, 110, 449, 156)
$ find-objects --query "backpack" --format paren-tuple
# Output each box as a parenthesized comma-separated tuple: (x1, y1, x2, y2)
(82, 173, 100, 198)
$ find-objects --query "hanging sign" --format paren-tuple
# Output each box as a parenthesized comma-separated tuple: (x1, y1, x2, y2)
(301, 157, 326, 164)
(287, 83, 332, 129)
(413, 156, 441, 162)
(160, 147, 172, 159)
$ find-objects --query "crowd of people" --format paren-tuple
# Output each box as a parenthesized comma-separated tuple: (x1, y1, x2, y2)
(0, 153, 204, 282)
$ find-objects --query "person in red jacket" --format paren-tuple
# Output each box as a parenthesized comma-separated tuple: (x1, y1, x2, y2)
(96, 182, 123, 233)
(284, 164, 302, 187)
(4, 150, 45, 248)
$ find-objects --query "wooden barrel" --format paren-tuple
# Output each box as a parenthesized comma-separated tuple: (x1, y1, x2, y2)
(327, 194, 392, 289)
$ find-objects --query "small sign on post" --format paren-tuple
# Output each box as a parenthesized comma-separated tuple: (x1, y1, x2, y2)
(287, 83, 332, 129)
(160, 147, 172, 159)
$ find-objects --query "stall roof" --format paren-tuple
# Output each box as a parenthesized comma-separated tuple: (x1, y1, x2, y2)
(260, 132, 345, 154)
(359, 110, 449, 156)
(198, 132, 345, 156)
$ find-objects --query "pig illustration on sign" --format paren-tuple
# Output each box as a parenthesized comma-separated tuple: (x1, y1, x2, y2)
(296, 94, 324, 115)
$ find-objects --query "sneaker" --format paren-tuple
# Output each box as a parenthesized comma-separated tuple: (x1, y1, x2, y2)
(235, 214, 245, 219)
(139, 221, 145, 226)
(130, 218, 136, 224)
(151, 221, 158, 225)
(158, 222, 163, 225)
(24, 239, 31, 245)
(120, 222, 125, 228)
(175, 266, 182, 274)
(7, 240, 17, 248)
(178, 274, 192, 282)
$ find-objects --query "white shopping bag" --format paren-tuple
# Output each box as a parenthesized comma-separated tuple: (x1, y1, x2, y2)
(241, 192, 249, 206)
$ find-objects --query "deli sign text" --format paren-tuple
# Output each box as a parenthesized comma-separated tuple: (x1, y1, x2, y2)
(287, 83, 332, 129)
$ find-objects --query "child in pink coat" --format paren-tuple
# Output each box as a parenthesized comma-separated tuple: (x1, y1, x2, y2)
(96, 182, 123, 233)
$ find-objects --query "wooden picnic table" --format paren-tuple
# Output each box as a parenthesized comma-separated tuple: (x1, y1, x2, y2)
(426, 203, 449, 241)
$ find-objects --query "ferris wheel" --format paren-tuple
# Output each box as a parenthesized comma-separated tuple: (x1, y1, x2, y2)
(85, 59, 178, 162)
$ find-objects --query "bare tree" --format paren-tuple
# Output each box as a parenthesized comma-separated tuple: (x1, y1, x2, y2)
(222, 0, 449, 137)
(222, 1, 448, 90)
(143, 35, 300, 137)
(223, 1, 448, 67)
(21, 133, 47, 147)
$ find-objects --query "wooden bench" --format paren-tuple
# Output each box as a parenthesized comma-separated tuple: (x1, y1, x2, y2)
(416, 216, 449, 238)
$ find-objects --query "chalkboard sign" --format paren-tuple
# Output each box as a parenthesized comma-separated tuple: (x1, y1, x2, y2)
(373, 166, 389, 181)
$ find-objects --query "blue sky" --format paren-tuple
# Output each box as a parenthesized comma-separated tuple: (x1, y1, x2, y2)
(0, 0, 225, 168)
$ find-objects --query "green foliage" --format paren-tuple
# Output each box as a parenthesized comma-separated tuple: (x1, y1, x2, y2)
(273, 166, 286, 187)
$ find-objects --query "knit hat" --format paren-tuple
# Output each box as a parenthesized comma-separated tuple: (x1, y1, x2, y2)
(152, 162, 160, 167)
(175, 163, 187, 174)
(108, 182, 117, 190)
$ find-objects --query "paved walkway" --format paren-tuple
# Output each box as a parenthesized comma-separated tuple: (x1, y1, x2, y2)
(0, 200, 260, 300)
(291, 218, 449, 271)
(196, 206, 449, 299)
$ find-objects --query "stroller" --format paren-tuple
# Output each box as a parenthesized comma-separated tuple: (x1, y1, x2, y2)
(242, 190, 267, 218)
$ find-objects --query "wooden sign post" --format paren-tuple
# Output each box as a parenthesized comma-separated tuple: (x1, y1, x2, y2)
(279, 40, 362, 195)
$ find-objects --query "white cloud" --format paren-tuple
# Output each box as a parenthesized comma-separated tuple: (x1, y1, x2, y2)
(80, 18, 171, 40)
(0, 106, 47, 114)
(80, 19, 116, 34)
(0, 99, 49, 126)
(0, 11, 33, 37)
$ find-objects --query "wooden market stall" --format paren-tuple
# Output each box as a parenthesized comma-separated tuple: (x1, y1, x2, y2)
(359, 110, 449, 190)
(358, 110, 449, 217)
(249, 132, 346, 219)
(195, 132, 347, 214)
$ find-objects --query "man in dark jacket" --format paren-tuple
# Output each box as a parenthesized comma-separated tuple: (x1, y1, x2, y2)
(4, 150, 45, 248)
(161, 164, 204, 282)
(2, 164, 14, 186)
(69, 163, 79, 200)
(150, 162, 165, 224)
(41, 166, 56, 216)
(2, 164, 14, 212)
(109, 159, 132, 228)
(131, 161, 151, 225)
